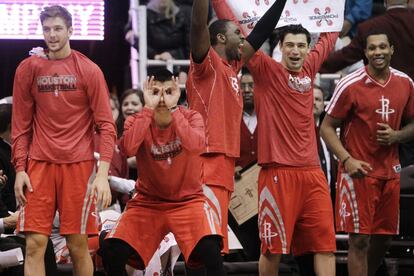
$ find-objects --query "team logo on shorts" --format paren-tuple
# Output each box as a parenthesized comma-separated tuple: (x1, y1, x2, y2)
(261, 220, 278, 245)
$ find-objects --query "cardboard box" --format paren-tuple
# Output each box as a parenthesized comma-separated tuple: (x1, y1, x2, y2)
(229, 164, 260, 225)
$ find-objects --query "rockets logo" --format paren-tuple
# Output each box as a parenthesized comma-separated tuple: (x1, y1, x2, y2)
(309, 6, 338, 27)
(376, 96, 395, 122)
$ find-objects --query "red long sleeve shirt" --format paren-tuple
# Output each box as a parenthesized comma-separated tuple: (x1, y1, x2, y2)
(121, 107, 205, 201)
(12, 50, 116, 171)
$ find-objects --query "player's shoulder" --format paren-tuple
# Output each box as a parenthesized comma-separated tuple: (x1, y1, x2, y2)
(72, 49, 99, 68)
(390, 67, 414, 85)
(179, 106, 202, 117)
(336, 67, 367, 90)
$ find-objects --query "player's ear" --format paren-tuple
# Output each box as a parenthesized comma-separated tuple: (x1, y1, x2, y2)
(217, 33, 226, 44)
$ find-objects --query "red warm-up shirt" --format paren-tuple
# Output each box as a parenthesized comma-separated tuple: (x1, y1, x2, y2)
(12, 50, 116, 171)
(247, 33, 339, 167)
(327, 67, 414, 179)
(121, 107, 205, 201)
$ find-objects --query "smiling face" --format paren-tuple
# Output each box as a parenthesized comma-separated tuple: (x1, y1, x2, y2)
(122, 93, 143, 118)
(280, 33, 310, 72)
(223, 21, 245, 61)
(365, 34, 394, 75)
(42, 16, 72, 58)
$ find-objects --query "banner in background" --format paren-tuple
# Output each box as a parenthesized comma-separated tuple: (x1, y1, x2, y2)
(212, 0, 345, 35)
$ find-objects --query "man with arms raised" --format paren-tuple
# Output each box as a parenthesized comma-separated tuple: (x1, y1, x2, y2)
(187, 0, 287, 260)
(12, 5, 115, 275)
(321, 31, 414, 276)
(246, 24, 339, 275)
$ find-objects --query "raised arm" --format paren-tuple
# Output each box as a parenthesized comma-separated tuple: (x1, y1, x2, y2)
(190, 0, 211, 63)
(242, 0, 287, 63)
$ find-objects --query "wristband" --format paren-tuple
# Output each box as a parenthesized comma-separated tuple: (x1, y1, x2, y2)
(342, 156, 351, 166)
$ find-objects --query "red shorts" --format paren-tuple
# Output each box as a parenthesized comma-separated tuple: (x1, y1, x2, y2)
(336, 173, 399, 235)
(18, 160, 97, 235)
(107, 194, 222, 268)
(258, 166, 336, 256)
(202, 184, 231, 254)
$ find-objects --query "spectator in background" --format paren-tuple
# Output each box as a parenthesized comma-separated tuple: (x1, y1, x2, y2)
(0, 104, 15, 215)
(115, 89, 145, 182)
(146, 0, 191, 61)
(313, 86, 338, 193)
(320, 0, 414, 168)
(109, 94, 120, 123)
(116, 89, 145, 138)
(229, 70, 260, 262)
(341, 0, 372, 38)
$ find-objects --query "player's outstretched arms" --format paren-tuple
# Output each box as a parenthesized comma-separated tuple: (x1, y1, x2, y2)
(243, 0, 287, 63)
(190, 0, 211, 63)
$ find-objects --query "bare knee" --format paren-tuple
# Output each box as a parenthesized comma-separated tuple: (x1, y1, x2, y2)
(26, 233, 49, 258)
(259, 252, 281, 276)
(66, 234, 89, 260)
(349, 234, 370, 252)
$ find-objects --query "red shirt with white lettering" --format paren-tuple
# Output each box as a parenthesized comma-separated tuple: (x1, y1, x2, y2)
(186, 47, 243, 157)
(186, 48, 242, 190)
(12, 50, 116, 171)
(326, 67, 414, 179)
(121, 107, 205, 201)
(247, 33, 339, 167)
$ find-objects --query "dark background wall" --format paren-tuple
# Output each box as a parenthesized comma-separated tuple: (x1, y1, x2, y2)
(0, 0, 131, 98)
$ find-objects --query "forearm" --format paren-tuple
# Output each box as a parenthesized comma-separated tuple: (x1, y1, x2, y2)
(122, 108, 153, 156)
(190, 0, 210, 62)
(245, 0, 287, 51)
(96, 161, 110, 177)
(172, 110, 205, 152)
(397, 121, 414, 144)
(320, 125, 350, 163)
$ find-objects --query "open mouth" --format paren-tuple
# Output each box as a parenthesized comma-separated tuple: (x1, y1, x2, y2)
(372, 57, 385, 66)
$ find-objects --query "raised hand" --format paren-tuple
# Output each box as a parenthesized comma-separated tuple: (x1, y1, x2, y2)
(143, 76, 162, 109)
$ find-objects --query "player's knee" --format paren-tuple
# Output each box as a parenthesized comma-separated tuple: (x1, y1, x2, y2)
(66, 235, 89, 259)
(349, 234, 370, 252)
(26, 234, 49, 257)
